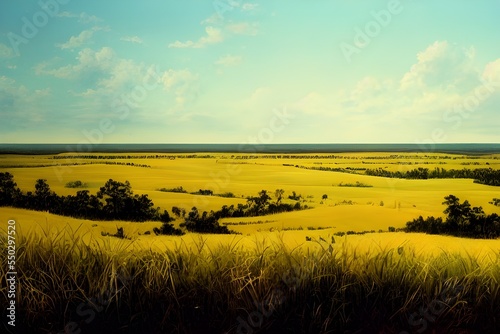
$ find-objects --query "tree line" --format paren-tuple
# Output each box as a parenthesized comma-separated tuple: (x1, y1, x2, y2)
(52, 154, 209, 160)
(1, 174, 309, 235)
(364, 167, 500, 186)
(302, 166, 500, 186)
(0, 172, 183, 235)
(405, 195, 500, 239)
(160, 189, 309, 235)
(213, 189, 308, 218)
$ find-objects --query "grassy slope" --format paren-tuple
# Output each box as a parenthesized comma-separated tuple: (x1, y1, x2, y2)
(2, 207, 499, 262)
(2, 153, 499, 234)
(2, 207, 499, 333)
(2, 150, 500, 333)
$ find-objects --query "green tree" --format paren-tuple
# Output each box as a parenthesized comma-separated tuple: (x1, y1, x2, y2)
(248, 190, 271, 215)
(34, 179, 56, 211)
(180, 207, 231, 234)
(66, 190, 102, 219)
(153, 210, 183, 235)
(0, 172, 21, 206)
(443, 195, 471, 232)
(172, 206, 182, 218)
(97, 179, 133, 219)
(275, 189, 285, 205)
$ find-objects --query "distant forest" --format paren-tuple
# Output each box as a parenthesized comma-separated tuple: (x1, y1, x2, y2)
(365, 167, 500, 186)
(302, 166, 500, 186)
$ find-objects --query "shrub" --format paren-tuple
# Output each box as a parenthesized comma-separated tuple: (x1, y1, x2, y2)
(179, 207, 233, 234)
(218, 192, 235, 198)
(65, 180, 87, 188)
(158, 186, 187, 193)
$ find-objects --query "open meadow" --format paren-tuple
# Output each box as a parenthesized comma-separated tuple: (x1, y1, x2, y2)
(2, 151, 500, 233)
(1, 152, 500, 333)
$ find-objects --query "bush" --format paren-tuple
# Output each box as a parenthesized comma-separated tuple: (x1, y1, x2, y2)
(65, 180, 86, 188)
(154, 221, 184, 236)
(158, 186, 187, 193)
(337, 181, 372, 188)
(179, 207, 233, 234)
(192, 189, 213, 196)
(288, 191, 302, 201)
(218, 192, 235, 198)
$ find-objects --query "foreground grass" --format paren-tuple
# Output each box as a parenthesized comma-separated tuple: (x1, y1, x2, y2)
(1, 227, 499, 334)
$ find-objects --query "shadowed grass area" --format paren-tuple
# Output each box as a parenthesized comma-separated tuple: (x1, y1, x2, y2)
(1, 226, 499, 333)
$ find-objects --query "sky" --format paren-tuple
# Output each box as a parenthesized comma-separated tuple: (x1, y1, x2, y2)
(1, 0, 499, 144)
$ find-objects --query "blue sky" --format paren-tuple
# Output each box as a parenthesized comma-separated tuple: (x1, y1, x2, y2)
(1, 0, 499, 144)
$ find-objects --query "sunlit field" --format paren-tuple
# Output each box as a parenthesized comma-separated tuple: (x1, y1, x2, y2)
(2, 152, 500, 233)
(1, 152, 500, 333)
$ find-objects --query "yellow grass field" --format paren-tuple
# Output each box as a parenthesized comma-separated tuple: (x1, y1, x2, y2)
(1, 151, 499, 247)
(2, 207, 500, 271)
(2, 152, 500, 333)
(2, 152, 500, 227)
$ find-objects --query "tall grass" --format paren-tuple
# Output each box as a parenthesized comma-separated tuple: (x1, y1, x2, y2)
(1, 228, 499, 333)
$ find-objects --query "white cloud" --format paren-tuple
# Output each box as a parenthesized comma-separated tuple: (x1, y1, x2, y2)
(79, 12, 102, 24)
(32, 47, 180, 126)
(400, 41, 479, 93)
(237, 86, 275, 116)
(242, 3, 259, 11)
(57, 30, 93, 50)
(223, 86, 284, 129)
(249, 87, 271, 102)
(292, 92, 331, 115)
(0, 76, 50, 123)
(482, 59, 500, 83)
(162, 69, 197, 91)
(57, 11, 76, 18)
(215, 54, 242, 66)
(0, 43, 14, 58)
(57, 11, 102, 24)
(290, 41, 499, 123)
(226, 22, 259, 36)
(0, 76, 20, 91)
(162, 69, 197, 90)
(35, 46, 144, 97)
(201, 14, 223, 25)
(162, 70, 198, 111)
(56, 27, 102, 50)
(35, 88, 51, 97)
(120, 36, 143, 44)
(169, 26, 223, 48)
(35, 46, 201, 118)
(350, 77, 383, 100)
(36, 47, 115, 79)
